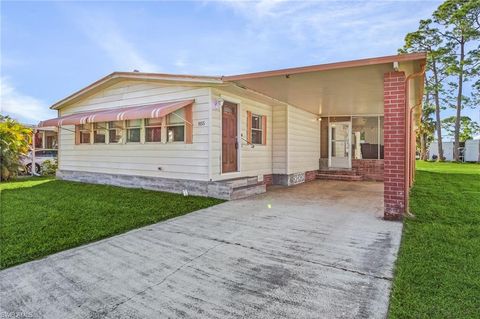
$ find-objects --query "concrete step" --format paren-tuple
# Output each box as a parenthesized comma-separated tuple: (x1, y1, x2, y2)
(230, 184, 267, 200)
(317, 169, 358, 176)
(223, 176, 259, 188)
(316, 173, 363, 181)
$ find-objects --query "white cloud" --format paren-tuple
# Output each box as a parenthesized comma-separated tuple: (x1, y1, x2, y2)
(0, 77, 56, 124)
(173, 50, 189, 71)
(74, 11, 159, 73)
(212, 0, 441, 71)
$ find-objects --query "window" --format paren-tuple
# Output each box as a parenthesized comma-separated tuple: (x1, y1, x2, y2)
(352, 116, 384, 160)
(35, 150, 47, 157)
(108, 121, 124, 144)
(167, 108, 185, 142)
(126, 119, 141, 143)
(93, 122, 107, 144)
(145, 118, 162, 142)
(251, 114, 263, 144)
(34, 131, 43, 148)
(45, 131, 57, 149)
(35, 150, 57, 157)
(77, 124, 91, 144)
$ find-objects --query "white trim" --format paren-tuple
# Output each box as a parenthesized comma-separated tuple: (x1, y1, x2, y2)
(328, 120, 352, 169)
(208, 88, 213, 181)
(328, 119, 331, 167)
(161, 116, 167, 143)
(219, 93, 242, 105)
(140, 119, 145, 144)
(325, 113, 384, 117)
(286, 105, 290, 174)
(51, 74, 223, 110)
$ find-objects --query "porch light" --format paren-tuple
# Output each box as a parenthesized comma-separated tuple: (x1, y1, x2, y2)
(214, 98, 224, 110)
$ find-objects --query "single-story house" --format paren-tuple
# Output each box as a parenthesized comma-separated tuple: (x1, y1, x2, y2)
(39, 52, 426, 220)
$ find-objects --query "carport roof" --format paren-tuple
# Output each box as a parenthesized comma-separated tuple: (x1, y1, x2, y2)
(50, 52, 426, 114)
(223, 52, 426, 115)
(224, 52, 426, 81)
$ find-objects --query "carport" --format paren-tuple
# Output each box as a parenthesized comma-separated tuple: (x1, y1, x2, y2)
(224, 52, 426, 219)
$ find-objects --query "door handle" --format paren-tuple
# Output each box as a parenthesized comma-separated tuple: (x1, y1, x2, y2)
(235, 141, 239, 149)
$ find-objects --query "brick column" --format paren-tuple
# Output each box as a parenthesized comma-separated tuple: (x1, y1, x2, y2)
(383, 71, 406, 220)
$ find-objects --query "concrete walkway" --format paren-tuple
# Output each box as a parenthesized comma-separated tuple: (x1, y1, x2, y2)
(0, 180, 402, 319)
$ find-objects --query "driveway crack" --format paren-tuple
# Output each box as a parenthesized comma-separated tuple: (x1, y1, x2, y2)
(303, 259, 393, 281)
(102, 241, 225, 317)
(207, 237, 393, 282)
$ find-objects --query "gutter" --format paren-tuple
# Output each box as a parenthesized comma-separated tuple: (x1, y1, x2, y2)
(404, 63, 427, 215)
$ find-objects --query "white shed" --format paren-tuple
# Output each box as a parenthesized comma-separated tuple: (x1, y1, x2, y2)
(464, 139, 480, 162)
(429, 142, 454, 161)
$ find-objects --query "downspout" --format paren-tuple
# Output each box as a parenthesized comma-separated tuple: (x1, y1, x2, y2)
(404, 64, 426, 214)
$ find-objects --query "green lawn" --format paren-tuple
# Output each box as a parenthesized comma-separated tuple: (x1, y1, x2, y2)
(389, 161, 480, 319)
(0, 178, 224, 269)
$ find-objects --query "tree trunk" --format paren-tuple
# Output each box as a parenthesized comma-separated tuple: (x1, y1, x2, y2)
(420, 133, 427, 160)
(453, 38, 465, 162)
(432, 60, 444, 161)
(423, 82, 431, 161)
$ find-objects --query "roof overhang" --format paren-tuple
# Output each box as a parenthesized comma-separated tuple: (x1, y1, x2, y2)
(223, 52, 427, 115)
(224, 52, 426, 81)
(51, 72, 222, 110)
(50, 52, 426, 116)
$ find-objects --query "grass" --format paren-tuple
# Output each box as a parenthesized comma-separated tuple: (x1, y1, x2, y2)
(0, 177, 224, 269)
(388, 161, 480, 319)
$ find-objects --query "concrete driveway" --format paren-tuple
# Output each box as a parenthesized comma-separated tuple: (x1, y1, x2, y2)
(0, 180, 402, 319)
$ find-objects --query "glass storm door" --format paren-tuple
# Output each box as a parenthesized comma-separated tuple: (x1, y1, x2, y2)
(328, 121, 352, 168)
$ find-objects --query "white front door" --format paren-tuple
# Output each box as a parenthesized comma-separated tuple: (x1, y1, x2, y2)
(328, 121, 352, 168)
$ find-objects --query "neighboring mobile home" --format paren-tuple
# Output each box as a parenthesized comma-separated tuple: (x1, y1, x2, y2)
(464, 139, 480, 162)
(39, 53, 426, 220)
(429, 140, 480, 162)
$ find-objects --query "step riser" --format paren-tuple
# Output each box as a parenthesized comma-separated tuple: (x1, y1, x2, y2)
(225, 177, 259, 188)
(231, 184, 266, 200)
(317, 170, 358, 176)
(316, 174, 363, 181)
(211, 176, 267, 200)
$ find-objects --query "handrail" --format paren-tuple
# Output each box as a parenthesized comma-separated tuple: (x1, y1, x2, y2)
(239, 136, 255, 148)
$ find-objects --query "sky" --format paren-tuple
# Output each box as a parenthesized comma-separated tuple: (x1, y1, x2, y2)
(1, 0, 478, 129)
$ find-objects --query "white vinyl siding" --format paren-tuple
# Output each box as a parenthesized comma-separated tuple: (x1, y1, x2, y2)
(58, 81, 210, 181)
(287, 105, 320, 174)
(272, 104, 287, 174)
(58, 80, 320, 183)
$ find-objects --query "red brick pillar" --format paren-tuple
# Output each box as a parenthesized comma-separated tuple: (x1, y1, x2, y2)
(383, 71, 406, 220)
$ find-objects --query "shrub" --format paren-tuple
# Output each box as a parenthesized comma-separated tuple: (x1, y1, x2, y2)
(0, 115, 31, 181)
(40, 159, 58, 176)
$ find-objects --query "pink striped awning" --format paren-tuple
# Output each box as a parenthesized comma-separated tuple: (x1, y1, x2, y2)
(38, 99, 194, 127)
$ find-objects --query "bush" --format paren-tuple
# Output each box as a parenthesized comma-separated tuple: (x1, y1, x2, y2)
(0, 115, 31, 181)
(40, 159, 58, 176)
